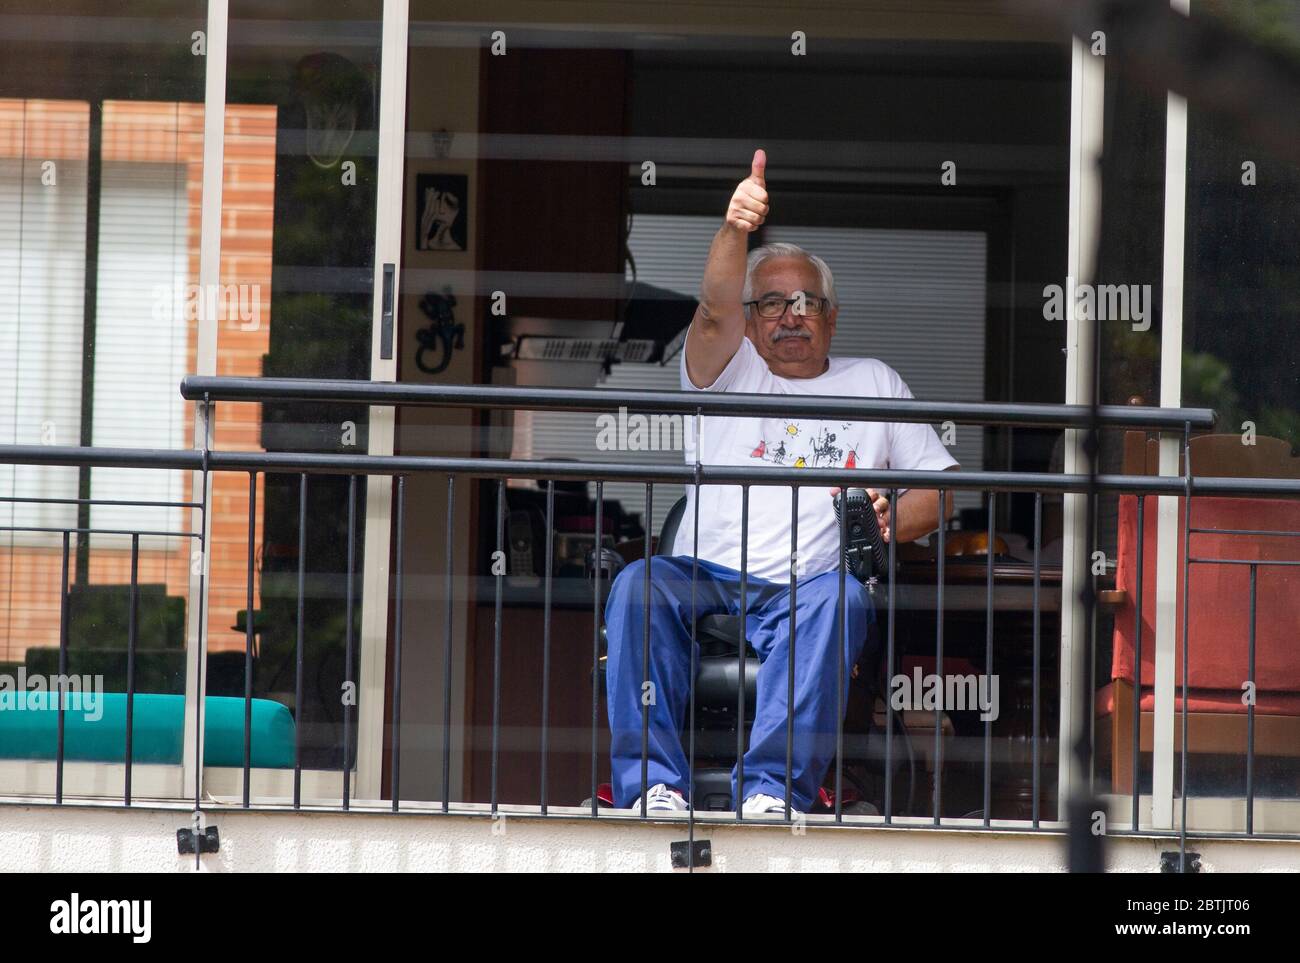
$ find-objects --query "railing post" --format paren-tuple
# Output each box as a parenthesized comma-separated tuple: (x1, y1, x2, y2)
(1058, 28, 1104, 832)
(1151, 0, 1193, 835)
(181, 395, 214, 840)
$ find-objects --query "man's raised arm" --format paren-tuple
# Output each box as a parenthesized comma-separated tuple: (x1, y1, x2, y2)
(684, 148, 769, 389)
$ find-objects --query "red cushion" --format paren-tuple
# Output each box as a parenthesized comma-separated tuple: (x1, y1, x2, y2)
(1111, 495, 1300, 711)
(1095, 681, 1300, 716)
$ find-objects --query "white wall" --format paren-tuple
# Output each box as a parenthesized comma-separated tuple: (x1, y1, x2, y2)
(3, 804, 1298, 873)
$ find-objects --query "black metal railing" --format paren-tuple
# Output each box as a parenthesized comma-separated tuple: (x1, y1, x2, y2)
(0, 490, 203, 807)
(6, 378, 1300, 868)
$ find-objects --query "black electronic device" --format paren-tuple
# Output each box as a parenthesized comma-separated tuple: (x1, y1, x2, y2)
(832, 487, 889, 587)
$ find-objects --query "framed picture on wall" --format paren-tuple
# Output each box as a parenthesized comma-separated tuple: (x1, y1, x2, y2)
(413, 173, 468, 252)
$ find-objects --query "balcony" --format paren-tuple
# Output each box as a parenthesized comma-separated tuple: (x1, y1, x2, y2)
(2, 378, 1298, 873)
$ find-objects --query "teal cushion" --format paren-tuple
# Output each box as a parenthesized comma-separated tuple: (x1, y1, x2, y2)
(0, 692, 295, 768)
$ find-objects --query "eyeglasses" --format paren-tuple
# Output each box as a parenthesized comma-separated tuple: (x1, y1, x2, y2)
(744, 293, 830, 319)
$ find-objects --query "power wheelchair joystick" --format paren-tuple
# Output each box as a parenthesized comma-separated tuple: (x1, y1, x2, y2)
(832, 487, 890, 593)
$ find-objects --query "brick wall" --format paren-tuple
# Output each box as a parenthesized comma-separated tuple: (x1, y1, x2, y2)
(0, 98, 276, 663)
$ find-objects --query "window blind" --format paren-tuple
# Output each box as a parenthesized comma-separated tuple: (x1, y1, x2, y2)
(87, 160, 190, 547)
(0, 152, 88, 542)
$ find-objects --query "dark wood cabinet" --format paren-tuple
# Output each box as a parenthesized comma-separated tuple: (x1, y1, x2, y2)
(468, 583, 608, 806)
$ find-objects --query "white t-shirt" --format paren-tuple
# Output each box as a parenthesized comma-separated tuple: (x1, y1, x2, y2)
(674, 333, 958, 582)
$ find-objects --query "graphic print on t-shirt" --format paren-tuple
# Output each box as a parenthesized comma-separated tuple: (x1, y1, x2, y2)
(748, 421, 858, 468)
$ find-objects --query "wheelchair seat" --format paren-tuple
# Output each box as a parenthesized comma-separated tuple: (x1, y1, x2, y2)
(697, 614, 743, 648)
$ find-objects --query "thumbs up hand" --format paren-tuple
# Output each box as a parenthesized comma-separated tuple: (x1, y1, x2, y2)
(725, 148, 769, 234)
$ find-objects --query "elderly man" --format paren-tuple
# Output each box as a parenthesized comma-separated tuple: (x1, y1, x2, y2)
(605, 149, 959, 815)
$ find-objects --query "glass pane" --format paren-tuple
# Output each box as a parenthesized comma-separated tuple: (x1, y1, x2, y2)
(0, 2, 207, 796)
(1177, 0, 1300, 834)
(205, 0, 383, 777)
(1087, 32, 1169, 814)
(396, 1, 1073, 820)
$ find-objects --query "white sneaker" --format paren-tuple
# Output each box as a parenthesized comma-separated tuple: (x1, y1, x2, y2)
(743, 793, 798, 817)
(632, 784, 689, 813)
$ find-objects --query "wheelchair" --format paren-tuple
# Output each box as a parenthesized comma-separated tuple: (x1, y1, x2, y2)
(588, 492, 918, 815)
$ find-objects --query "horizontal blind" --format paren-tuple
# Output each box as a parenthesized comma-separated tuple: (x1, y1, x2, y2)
(88, 160, 189, 547)
(0, 152, 87, 543)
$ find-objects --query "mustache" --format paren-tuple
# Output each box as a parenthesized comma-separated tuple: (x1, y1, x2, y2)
(771, 326, 812, 343)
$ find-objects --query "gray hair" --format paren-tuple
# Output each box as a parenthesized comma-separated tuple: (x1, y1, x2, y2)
(741, 242, 839, 313)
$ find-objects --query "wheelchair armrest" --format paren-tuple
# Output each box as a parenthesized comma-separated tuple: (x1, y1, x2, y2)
(1097, 588, 1127, 613)
(586, 546, 627, 583)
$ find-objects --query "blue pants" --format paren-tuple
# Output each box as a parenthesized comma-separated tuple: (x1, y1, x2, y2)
(604, 555, 873, 811)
